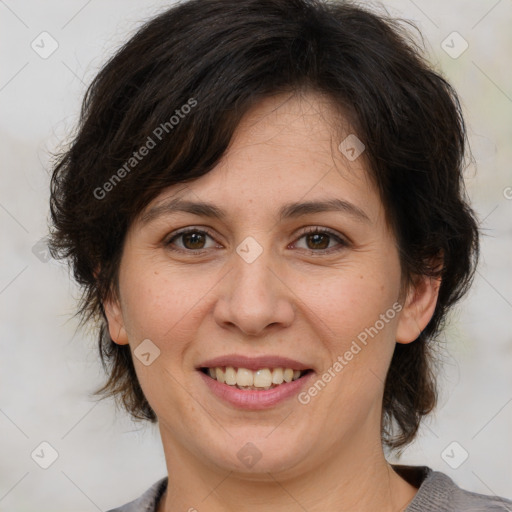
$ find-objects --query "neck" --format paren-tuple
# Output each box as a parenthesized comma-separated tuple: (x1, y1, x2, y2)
(157, 422, 418, 512)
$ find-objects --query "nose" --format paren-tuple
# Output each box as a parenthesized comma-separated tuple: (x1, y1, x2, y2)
(213, 243, 295, 337)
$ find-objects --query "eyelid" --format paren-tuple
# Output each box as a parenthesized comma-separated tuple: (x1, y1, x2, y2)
(292, 226, 350, 254)
(164, 226, 220, 250)
(297, 226, 351, 244)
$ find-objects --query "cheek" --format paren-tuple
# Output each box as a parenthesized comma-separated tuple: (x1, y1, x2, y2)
(294, 261, 401, 408)
(295, 262, 401, 345)
(119, 261, 195, 344)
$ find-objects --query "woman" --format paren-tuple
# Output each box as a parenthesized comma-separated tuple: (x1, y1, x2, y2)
(48, 0, 512, 510)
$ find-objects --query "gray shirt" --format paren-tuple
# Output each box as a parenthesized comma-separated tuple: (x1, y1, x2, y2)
(107, 465, 512, 511)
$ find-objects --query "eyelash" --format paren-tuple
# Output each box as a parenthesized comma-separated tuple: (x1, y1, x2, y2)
(164, 226, 350, 256)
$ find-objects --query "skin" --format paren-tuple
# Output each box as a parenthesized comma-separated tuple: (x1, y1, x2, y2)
(104, 91, 441, 512)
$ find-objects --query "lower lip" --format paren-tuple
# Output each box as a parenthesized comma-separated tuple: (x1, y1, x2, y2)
(198, 370, 314, 410)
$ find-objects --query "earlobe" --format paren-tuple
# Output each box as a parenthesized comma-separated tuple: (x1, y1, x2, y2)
(103, 295, 130, 346)
(395, 274, 441, 344)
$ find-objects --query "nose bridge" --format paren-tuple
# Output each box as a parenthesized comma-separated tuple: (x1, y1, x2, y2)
(232, 234, 278, 308)
(215, 233, 294, 335)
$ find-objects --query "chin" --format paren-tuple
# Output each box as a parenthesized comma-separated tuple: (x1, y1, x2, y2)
(201, 432, 312, 478)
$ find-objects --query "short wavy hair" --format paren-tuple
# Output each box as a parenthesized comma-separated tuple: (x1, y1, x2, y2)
(48, 0, 479, 450)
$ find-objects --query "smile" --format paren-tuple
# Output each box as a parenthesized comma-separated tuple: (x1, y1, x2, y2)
(200, 366, 310, 390)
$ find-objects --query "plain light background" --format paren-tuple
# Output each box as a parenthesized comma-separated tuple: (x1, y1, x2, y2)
(0, 0, 511, 510)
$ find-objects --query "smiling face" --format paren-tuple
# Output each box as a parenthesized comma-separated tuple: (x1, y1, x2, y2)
(104, 91, 439, 480)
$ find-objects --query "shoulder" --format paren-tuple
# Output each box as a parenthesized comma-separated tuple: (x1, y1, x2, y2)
(106, 477, 168, 512)
(398, 465, 512, 511)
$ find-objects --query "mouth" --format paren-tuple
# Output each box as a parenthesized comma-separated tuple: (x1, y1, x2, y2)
(199, 366, 313, 391)
(196, 354, 315, 409)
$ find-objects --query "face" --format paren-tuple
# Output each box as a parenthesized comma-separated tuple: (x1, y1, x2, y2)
(105, 91, 439, 479)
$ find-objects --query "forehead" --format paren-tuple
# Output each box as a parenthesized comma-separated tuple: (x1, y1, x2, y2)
(140, 91, 383, 226)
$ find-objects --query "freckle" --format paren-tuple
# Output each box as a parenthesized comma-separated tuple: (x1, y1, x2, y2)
(154, 271, 159, 275)
(359, 275, 363, 279)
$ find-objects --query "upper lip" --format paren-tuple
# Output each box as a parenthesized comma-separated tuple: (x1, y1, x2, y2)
(197, 354, 312, 372)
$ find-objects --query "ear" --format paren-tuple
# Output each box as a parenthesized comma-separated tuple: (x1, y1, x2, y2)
(103, 293, 129, 346)
(395, 274, 441, 344)
(94, 265, 129, 346)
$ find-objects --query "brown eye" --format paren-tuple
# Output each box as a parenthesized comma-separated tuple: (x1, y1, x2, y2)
(165, 229, 218, 253)
(305, 232, 330, 250)
(180, 231, 207, 250)
(164, 226, 349, 256)
(294, 227, 349, 254)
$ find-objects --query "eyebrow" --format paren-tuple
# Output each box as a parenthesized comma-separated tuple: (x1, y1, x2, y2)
(140, 197, 371, 225)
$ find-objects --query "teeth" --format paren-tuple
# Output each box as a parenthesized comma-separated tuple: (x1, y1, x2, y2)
(253, 369, 272, 388)
(272, 368, 284, 384)
(237, 368, 253, 387)
(205, 366, 306, 389)
(224, 366, 237, 385)
(215, 367, 225, 384)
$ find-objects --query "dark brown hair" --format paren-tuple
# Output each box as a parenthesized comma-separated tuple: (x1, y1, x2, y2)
(48, 0, 479, 450)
